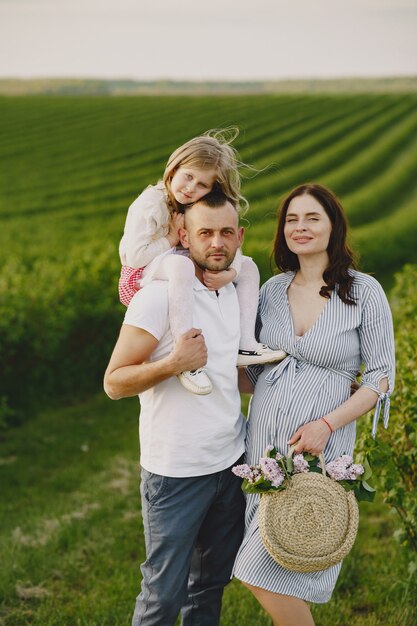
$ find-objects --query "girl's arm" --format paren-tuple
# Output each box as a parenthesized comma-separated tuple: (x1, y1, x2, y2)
(203, 268, 237, 290)
(202, 250, 250, 290)
(121, 187, 178, 268)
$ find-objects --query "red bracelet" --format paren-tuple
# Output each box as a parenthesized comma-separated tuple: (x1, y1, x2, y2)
(321, 417, 335, 433)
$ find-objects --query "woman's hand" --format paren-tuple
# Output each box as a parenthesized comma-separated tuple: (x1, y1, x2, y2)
(203, 268, 237, 291)
(288, 419, 331, 455)
(289, 385, 384, 455)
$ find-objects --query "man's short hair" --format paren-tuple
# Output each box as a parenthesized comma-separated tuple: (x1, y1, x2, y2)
(183, 190, 237, 214)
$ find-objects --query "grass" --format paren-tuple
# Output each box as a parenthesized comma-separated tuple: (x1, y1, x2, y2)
(0, 394, 416, 625)
(0, 394, 140, 625)
(1, 92, 417, 622)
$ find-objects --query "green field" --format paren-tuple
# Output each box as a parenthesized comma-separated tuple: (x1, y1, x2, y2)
(1, 93, 417, 421)
(1, 93, 417, 624)
(1, 93, 417, 275)
(0, 392, 415, 625)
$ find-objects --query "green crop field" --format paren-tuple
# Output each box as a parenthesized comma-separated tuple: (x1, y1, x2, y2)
(1, 93, 417, 423)
(1, 93, 417, 273)
(1, 92, 417, 422)
(1, 94, 417, 624)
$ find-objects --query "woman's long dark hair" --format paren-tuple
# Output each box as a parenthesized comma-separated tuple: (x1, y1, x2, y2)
(273, 183, 358, 305)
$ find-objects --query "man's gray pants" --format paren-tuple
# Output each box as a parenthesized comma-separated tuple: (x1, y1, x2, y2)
(132, 459, 245, 626)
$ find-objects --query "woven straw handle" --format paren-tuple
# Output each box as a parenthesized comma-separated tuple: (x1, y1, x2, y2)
(287, 444, 326, 476)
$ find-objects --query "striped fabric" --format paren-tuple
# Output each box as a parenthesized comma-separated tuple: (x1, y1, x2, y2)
(233, 270, 395, 603)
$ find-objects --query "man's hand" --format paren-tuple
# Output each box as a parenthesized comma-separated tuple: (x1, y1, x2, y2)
(288, 419, 331, 456)
(170, 328, 208, 374)
(104, 326, 208, 399)
(203, 268, 237, 291)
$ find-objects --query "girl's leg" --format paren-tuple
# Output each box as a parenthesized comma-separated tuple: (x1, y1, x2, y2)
(235, 257, 287, 366)
(242, 582, 315, 626)
(143, 253, 212, 395)
(149, 254, 195, 339)
(235, 256, 261, 351)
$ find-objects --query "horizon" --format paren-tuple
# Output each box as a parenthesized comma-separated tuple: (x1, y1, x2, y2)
(2, 75, 417, 84)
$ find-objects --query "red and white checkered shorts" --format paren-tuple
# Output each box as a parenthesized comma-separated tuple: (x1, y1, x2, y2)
(118, 265, 145, 307)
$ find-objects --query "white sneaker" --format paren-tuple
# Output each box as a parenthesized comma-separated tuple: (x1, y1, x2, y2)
(237, 345, 287, 367)
(177, 369, 213, 395)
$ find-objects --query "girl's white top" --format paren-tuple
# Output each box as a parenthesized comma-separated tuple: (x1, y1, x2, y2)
(119, 183, 171, 268)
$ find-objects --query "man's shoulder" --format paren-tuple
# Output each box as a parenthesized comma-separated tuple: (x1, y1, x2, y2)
(130, 280, 168, 307)
(125, 281, 169, 327)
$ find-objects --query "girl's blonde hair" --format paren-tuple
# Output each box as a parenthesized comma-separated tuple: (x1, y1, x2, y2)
(162, 128, 248, 215)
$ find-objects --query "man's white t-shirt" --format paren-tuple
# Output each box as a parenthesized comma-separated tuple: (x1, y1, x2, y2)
(124, 278, 246, 477)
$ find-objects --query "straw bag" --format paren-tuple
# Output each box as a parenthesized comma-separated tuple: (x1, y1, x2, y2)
(259, 446, 359, 573)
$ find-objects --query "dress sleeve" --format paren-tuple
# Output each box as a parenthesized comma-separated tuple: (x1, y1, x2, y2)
(358, 278, 395, 438)
(119, 186, 171, 268)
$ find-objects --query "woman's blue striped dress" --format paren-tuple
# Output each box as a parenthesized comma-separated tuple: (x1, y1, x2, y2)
(233, 270, 395, 603)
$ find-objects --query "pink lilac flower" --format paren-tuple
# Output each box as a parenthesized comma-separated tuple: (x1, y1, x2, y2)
(293, 454, 309, 474)
(347, 464, 365, 479)
(232, 464, 254, 480)
(263, 444, 283, 461)
(326, 463, 347, 480)
(250, 467, 263, 483)
(232, 464, 263, 484)
(260, 457, 285, 487)
(325, 456, 364, 481)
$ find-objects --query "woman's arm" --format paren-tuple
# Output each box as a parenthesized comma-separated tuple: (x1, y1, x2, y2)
(356, 277, 395, 436)
(288, 383, 386, 455)
(290, 276, 394, 455)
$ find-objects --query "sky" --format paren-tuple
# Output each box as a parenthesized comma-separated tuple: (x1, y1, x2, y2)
(1, 0, 417, 81)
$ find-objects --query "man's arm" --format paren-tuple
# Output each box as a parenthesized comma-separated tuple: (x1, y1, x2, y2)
(104, 325, 207, 400)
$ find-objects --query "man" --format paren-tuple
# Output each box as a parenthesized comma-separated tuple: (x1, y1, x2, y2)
(104, 191, 246, 626)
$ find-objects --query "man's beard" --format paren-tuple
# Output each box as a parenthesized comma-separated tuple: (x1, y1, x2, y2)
(191, 251, 233, 273)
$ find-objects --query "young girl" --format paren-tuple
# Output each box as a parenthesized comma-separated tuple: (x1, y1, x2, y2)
(119, 129, 285, 395)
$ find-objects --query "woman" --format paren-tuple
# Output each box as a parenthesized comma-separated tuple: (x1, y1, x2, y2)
(233, 183, 395, 626)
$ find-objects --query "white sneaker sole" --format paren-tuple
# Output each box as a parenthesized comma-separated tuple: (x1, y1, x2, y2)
(177, 372, 213, 395)
(237, 350, 287, 367)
